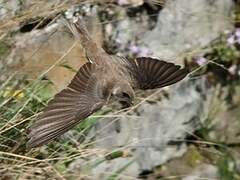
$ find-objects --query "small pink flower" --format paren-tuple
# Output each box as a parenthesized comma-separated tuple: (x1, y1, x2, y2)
(235, 28, 240, 38)
(118, 0, 129, 5)
(129, 45, 140, 54)
(227, 35, 235, 45)
(137, 47, 152, 57)
(196, 57, 207, 66)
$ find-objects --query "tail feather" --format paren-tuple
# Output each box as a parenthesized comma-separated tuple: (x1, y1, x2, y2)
(62, 17, 105, 64)
(72, 17, 91, 41)
(62, 17, 94, 49)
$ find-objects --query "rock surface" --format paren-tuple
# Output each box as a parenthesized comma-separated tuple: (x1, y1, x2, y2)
(4, 7, 102, 93)
(183, 164, 219, 180)
(207, 86, 240, 144)
(141, 0, 234, 62)
(90, 79, 206, 172)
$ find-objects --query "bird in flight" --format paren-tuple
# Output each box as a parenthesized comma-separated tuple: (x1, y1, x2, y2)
(27, 17, 189, 148)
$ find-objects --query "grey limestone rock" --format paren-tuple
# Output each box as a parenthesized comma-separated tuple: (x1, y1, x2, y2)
(141, 0, 234, 61)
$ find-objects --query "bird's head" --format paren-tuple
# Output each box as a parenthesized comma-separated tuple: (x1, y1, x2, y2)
(112, 82, 134, 108)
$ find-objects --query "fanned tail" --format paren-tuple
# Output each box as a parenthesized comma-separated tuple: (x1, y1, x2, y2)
(62, 17, 97, 52)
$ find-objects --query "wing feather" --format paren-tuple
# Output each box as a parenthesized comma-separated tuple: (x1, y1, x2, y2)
(124, 57, 189, 90)
(27, 63, 107, 148)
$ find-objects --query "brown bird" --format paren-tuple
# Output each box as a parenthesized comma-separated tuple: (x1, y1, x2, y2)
(27, 17, 189, 148)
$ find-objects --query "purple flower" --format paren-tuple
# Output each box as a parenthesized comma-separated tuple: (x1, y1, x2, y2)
(138, 47, 148, 57)
(137, 47, 152, 57)
(118, 0, 129, 5)
(227, 35, 235, 45)
(235, 28, 240, 38)
(196, 56, 207, 66)
(228, 64, 237, 75)
(129, 44, 140, 54)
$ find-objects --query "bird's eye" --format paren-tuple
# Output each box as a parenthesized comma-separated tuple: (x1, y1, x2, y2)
(122, 92, 130, 99)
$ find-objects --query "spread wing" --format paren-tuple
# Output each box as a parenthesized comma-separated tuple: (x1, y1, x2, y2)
(124, 57, 189, 90)
(27, 63, 107, 148)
